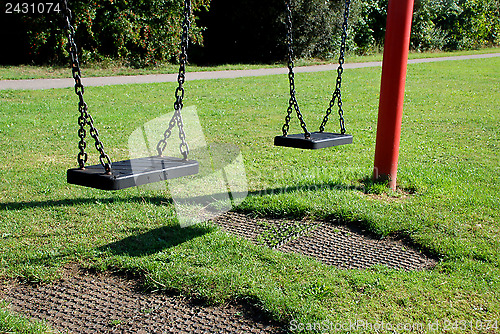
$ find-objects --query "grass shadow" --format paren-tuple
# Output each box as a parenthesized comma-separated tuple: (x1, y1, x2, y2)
(0, 195, 173, 211)
(98, 223, 214, 257)
(1, 178, 372, 213)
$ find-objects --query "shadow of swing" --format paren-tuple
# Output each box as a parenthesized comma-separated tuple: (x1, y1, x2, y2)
(98, 224, 214, 257)
(2, 174, 369, 259)
(0, 195, 173, 212)
(0, 178, 365, 213)
(92, 180, 366, 258)
(0, 183, 368, 267)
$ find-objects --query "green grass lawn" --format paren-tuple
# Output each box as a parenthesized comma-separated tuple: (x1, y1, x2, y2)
(0, 55, 499, 333)
(0, 47, 499, 80)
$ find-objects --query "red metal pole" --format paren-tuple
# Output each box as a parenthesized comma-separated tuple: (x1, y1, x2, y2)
(373, 0, 415, 190)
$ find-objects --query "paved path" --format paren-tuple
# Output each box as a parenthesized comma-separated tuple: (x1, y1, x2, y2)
(1, 53, 499, 91)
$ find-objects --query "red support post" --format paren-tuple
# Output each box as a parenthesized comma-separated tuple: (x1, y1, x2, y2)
(373, 0, 415, 190)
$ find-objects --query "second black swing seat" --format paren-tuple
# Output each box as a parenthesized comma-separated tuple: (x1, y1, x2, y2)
(275, 0, 353, 150)
(274, 132, 353, 150)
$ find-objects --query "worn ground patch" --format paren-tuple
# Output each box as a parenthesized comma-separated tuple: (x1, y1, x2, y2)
(1, 266, 284, 333)
(213, 212, 436, 270)
(1, 212, 435, 333)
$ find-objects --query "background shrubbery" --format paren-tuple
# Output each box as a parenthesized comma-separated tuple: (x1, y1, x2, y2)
(194, 0, 500, 63)
(1, 0, 209, 66)
(354, 0, 500, 54)
(411, 0, 500, 51)
(1, 0, 499, 66)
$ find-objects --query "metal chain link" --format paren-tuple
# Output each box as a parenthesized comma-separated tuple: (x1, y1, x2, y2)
(156, 115, 178, 156)
(282, 0, 310, 138)
(157, 0, 191, 159)
(61, 0, 112, 173)
(319, 0, 351, 134)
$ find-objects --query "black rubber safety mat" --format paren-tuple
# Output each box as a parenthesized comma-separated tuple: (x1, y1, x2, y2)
(67, 156, 199, 190)
(213, 212, 436, 270)
(274, 132, 353, 149)
(1, 268, 283, 334)
(212, 212, 317, 249)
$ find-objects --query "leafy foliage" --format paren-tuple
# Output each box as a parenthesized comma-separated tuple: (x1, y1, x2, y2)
(411, 0, 500, 51)
(289, 0, 349, 59)
(196, 0, 500, 63)
(9, 0, 500, 66)
(350, 0, 500, 54)
(24, 0, 209, 67)
(350, 0, 387, 54)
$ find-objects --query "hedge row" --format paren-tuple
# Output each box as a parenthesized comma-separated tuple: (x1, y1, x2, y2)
(10, 0, 500, 66)
(356, 0, 500, 54)
(22, 0, 209, 66)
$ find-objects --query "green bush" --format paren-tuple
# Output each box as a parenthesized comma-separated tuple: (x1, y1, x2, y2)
(17, 0, 500, 66)
(350, 0, 387, 55)
(24, 0, 209, 67)
(411, 0, 500, 51)
(288, 0, 349, 59)
(349, 0, 500, 54)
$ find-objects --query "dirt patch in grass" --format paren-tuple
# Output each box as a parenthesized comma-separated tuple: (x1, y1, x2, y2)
(0, 265, 285, 334)
(214, 212, 436, 270)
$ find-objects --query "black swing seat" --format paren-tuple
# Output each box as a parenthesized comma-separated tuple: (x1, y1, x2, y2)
(274, 132, 353, 150)
(67, 156, 199, 190)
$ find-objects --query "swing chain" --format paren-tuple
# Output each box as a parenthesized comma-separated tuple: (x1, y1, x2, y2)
(61, 0, 112, 173)
(157, 0, 191, 159)
(319, 0, 350, 134)
(282, 0, 310, 138)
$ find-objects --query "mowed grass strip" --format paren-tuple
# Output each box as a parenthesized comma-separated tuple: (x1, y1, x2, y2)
(0, 55, 499, 332)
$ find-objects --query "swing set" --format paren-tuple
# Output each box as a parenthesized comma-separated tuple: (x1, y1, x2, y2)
(63, 0, 413, 191)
